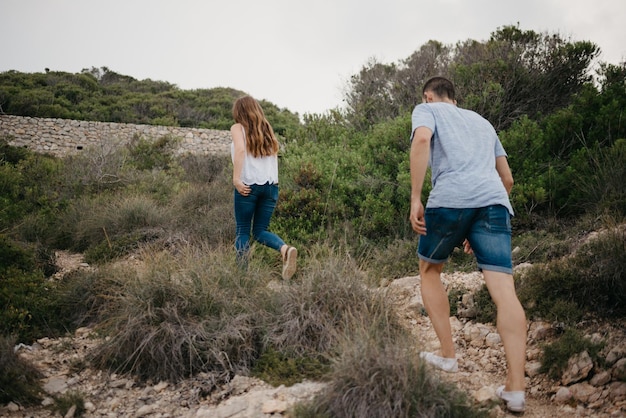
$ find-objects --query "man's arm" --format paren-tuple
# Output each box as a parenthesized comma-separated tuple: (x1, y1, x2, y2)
(409, 126, 432, 235)
(495, 155, 514, 194)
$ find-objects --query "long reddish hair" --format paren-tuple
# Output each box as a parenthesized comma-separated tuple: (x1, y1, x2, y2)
(232, 96, 279, 158)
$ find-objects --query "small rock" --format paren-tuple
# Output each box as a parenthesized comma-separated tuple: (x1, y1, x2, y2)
(561, 351, 593, 385)
(612, 358, 626, 381)
(262, 399, 288, 414)
(64, 404, 77, 418)
(554, 386, 572, 403)
(154, 381, 169, 392)
(608, 381, 626, 402)
(41, 397, 55, 406)
(75, 327, 92, 337)
(43, 376, 68, 393)
(590, 370, 612, 387)
(136, 403, 157, 417)
(569, 382, 599, 403)
(473, 386, 495, 403)
(528, 321, 554, 341)
(606, 345, 626, 365)
(485, 332, 501, 348)
(525, 360, 542, 377)
(6, 402, 20, 412)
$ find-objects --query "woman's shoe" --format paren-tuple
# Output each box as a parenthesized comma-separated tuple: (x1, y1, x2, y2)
(282, 247, 297, 280)
(496, 385, 525, 412)
(419, 352, 458, 373)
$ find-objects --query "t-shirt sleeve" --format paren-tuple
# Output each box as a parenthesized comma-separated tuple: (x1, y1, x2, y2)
(494, 136, 508, 158)
(410, 104, 435, 142)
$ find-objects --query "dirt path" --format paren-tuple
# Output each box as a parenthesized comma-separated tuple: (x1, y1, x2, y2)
(3, 252, 622, 417)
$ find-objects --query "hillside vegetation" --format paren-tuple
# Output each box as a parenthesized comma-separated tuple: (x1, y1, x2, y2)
(1, 25, 625, 416)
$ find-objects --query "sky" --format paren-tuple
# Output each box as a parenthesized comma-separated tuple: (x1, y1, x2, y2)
(1, 0, 625, 115)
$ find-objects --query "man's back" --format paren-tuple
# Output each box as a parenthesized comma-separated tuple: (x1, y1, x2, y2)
(410, 102, 513, 214)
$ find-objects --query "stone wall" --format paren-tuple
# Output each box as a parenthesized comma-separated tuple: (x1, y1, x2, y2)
(0, 115, 232, 157)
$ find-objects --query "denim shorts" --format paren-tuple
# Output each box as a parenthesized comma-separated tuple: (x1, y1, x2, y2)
(417, 205, 513, 274)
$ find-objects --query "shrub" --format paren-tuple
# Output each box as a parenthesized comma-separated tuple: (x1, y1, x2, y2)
(168, 179, 234, 248)
(262, 245, 404, 358)
(569, 138, 626, 215)
(0, 335, 43, 405)
(517, 217, 626, 321)
(61, 140, 131, 195)
(58, 193, 172, 254)
(295, 331, 487, 418)
(0, 238, 62, 341)
(52, 391, 85, 417)
(178, 153, 230, 185)
(126, 134, 179, 171)
(361, 239, 419, 284)
(540, 328, 605, 379)
(252, 347, 329, 387)
(89, 245, 269, 383)
(472, 285, 498, 324)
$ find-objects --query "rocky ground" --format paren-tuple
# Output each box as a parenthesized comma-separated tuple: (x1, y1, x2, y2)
(2, 254, 625, 418)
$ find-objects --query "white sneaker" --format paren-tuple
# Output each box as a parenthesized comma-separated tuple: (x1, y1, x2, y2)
(496, 385, 525, 412)
(282, 247, 297, 280)
(419, 352, 458, 373)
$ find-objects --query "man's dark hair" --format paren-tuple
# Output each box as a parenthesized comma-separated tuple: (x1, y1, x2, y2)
(423, 76, 456, 101)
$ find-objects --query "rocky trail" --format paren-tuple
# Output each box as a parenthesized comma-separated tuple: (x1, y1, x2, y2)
(2, 253, 625, 418)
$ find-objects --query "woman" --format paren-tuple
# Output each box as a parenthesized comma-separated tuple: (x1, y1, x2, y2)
(230, 95, 297, 279)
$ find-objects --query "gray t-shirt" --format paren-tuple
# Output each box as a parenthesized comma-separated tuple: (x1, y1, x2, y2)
(410, 102, 514, 215)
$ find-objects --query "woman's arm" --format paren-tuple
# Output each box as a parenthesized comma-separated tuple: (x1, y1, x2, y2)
(231, 123, 251, 196)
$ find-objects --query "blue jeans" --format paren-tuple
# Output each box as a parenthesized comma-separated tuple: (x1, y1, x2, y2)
(234, 183, 285, 260)
(417, 205, 513, 274)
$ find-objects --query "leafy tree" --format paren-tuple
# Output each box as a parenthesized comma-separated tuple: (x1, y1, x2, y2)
(453, 25, 599, 131)
(342, 26, 599, 132)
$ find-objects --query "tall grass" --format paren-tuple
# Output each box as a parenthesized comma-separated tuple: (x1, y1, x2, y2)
(88, 245, 268, 382)
(294, 329, 486, 418)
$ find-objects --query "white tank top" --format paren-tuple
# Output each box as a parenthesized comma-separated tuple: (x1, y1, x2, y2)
(230, 126, 279, 185)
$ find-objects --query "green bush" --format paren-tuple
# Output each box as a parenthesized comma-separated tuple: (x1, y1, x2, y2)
(569, 139, 626, 215)
(126, 134, 179, 171)
(517, 217, 626, 321)
(472, 285, 498, 324)
(540, 328, 604, 379)
(0, 335, 43, 405)
(0, 144, 66, 231)
(0, 237, 67, 342)
(252, 348, 329, 387)
(52, 391, 86, 417)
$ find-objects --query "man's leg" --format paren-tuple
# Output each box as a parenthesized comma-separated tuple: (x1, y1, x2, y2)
(419, 259, 455, 358)
(483, 270, 527, 391)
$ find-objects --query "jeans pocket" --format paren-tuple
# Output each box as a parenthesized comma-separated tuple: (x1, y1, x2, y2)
(487, 205, 511, 233)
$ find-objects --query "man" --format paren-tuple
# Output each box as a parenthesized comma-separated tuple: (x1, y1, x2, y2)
(409, 76, 527, 413)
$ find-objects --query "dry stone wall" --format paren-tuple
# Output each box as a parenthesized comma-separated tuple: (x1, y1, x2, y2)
(0, 115, 231, 158)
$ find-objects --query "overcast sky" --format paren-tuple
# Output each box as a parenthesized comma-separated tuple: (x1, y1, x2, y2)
(2, 0, 625, 115)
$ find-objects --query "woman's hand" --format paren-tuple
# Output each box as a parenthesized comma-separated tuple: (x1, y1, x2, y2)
(234, 179, 251, 196)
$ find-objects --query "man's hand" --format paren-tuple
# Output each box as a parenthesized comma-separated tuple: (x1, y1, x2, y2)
(410, 199, 427, 235)
(463, 239, 473, 254)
